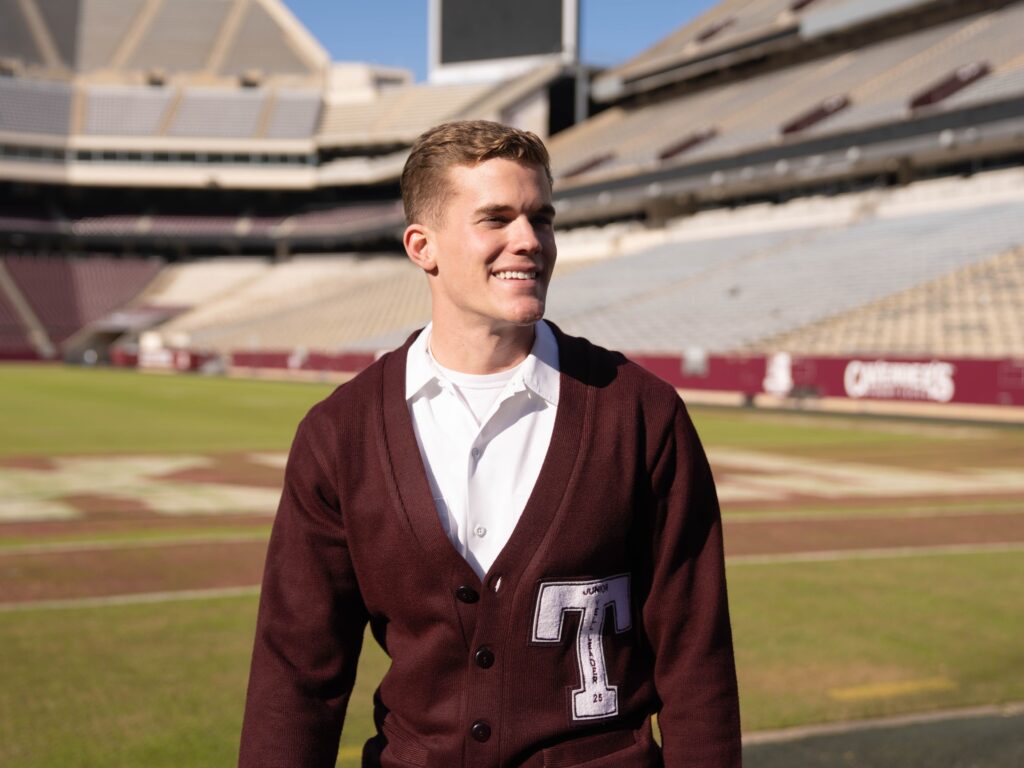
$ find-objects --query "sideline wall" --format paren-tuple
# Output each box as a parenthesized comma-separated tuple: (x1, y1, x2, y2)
(128, 347, 1024, 415)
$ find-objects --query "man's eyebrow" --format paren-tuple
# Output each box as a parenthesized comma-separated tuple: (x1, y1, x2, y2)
(473, 203, 557, 217)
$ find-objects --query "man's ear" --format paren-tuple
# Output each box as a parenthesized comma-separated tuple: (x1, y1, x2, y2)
(404, 223, 437, 273)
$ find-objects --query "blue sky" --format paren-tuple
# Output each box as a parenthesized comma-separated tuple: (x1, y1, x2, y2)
(284, 1, 718, 81)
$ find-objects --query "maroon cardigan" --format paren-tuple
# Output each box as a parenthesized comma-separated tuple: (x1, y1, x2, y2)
(239, 325, 741, 768)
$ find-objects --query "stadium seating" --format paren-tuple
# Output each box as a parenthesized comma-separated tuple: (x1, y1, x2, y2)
(2, 0, 1024, 375)
(183, 257, 430, 353)
(942, 4, 1024, 110)
(549, 7, 1024, 184)
(84, 85, 175, 136)
(123, 167, 1024, 360)
(3, 255, 162, 343)
(549, 171, 1023, 354)
(803, 3, 1024, 136)
(319, 82, 494, 144)
(167, 88, 266, 139)
(263, 91, 322, 139)
(0, 281, 33, 356)
(279, 201, 403, 237)
(0, 204, 59, 235)
(547, 189, 1024, 355)
(67, 213, 289, 239)
(154, 255, 420, 351)
(0, 79, 72, 135)
(140, 215, 251, 236)
(605, 0, 799, 91)
(134, 258, 270, 309)
(753, 246, 1024, 357)
(596, 0, 1007, 102)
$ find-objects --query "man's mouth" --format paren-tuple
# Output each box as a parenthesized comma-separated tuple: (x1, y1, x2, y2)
(494, 270, 537, 280)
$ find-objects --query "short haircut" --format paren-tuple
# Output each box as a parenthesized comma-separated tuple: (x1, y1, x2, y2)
(401, 120, 553, 226)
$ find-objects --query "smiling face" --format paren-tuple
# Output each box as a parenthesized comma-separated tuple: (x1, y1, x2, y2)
(405, 157, 557, 337)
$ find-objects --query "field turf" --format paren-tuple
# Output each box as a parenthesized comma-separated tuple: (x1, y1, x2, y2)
(1, 364, 1022, 767)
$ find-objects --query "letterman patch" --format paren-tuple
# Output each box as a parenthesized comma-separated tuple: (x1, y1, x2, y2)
(531, 574, 631, 721)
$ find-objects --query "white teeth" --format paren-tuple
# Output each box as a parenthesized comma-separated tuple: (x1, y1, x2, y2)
(495, 271, 537, 280)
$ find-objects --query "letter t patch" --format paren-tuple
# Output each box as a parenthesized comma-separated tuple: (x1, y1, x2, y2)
(531, 574, 631, 720)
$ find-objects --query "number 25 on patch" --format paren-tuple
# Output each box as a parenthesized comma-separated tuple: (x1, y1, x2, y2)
(531, 575, 631, 721)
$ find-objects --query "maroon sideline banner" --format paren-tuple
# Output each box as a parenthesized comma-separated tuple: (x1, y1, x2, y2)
(123, 347, 1024, 408)
(229, 350, 377, 373)
(629, 353, 1024, 408)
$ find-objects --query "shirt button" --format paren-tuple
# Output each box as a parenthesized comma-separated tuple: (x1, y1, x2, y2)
(455, 586, 479, 604)
(471, 447, 481, 458)
(474, 525, 487, 538)
(470, 720, 491, 742)
(474, 646, 495, 669)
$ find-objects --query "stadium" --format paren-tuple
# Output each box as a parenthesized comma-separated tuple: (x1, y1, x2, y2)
(1, 1, 1022, 766)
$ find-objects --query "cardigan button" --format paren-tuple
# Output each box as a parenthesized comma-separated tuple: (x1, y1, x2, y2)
(455, 586, 479, 604)
(474, 646, 495, 669)
(470, 720, 491, 742)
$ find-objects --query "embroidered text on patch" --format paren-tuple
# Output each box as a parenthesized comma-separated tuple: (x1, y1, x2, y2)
(531, 574, 631, 720)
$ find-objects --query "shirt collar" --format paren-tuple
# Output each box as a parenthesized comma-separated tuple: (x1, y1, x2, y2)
(405, 324, 438, 401)
(519, 319, 560, 406)
(405, 320, 560, 406)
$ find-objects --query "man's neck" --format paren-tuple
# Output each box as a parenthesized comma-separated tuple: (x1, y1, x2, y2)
(428, 319, 537, 375)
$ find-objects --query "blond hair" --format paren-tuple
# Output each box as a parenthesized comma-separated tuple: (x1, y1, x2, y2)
(401, 120, 552, 226)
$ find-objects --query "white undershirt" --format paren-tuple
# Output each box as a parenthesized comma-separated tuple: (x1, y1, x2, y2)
(405, 321, 560, 579)
(432, 361, 517, 426)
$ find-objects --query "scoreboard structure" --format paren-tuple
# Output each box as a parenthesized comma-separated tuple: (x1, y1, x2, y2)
(428, 0, 579, 84)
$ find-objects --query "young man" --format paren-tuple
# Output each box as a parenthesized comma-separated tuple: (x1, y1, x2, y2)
(239, 120, 741, 767)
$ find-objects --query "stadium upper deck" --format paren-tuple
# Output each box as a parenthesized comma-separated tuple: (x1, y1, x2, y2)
(592, 0, 989, 101)
(0, 0, 1022, 252)
(552, 0, 1024, 223)
(0, 0, 575, 192)
(0, 0, 328, 192)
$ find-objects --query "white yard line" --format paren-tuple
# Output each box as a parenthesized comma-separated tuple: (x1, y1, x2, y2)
(0, 585, 261, 612)
(725, 503, 1024, 523)
(729, 541, 1024, 566)
(743, 702, 1024, 744)
(0, 531, 270, 556)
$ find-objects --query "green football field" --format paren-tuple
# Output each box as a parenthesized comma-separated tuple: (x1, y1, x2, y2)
(1, 364, 1022, 767)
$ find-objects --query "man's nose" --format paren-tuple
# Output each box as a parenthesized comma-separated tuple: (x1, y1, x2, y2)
(510, 216, 542, 253)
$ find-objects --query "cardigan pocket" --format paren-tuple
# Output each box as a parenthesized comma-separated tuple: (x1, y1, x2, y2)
(381, 718, 429, 767)
(542, 726, 658, 767)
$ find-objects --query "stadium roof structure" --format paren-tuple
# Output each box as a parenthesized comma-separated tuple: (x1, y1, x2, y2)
(0, 0, 328, 79)
(316, 60, 574, 187)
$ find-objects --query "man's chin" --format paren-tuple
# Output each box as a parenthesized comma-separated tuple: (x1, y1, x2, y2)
(505, 304, 545, 326)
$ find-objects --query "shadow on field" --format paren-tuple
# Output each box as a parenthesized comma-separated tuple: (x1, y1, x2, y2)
(743, 705, 1024, 768)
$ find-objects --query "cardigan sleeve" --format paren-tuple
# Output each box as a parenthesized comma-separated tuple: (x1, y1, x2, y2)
(644, 397, 742, 768)
(239, 411, 369, 768)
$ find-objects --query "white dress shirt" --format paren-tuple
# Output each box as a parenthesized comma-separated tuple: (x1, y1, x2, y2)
(405, 321, 560, 579)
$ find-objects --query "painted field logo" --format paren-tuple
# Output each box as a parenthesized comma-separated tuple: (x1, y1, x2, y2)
(531, 574, 631, 721)
(844, 360, 955, 403)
